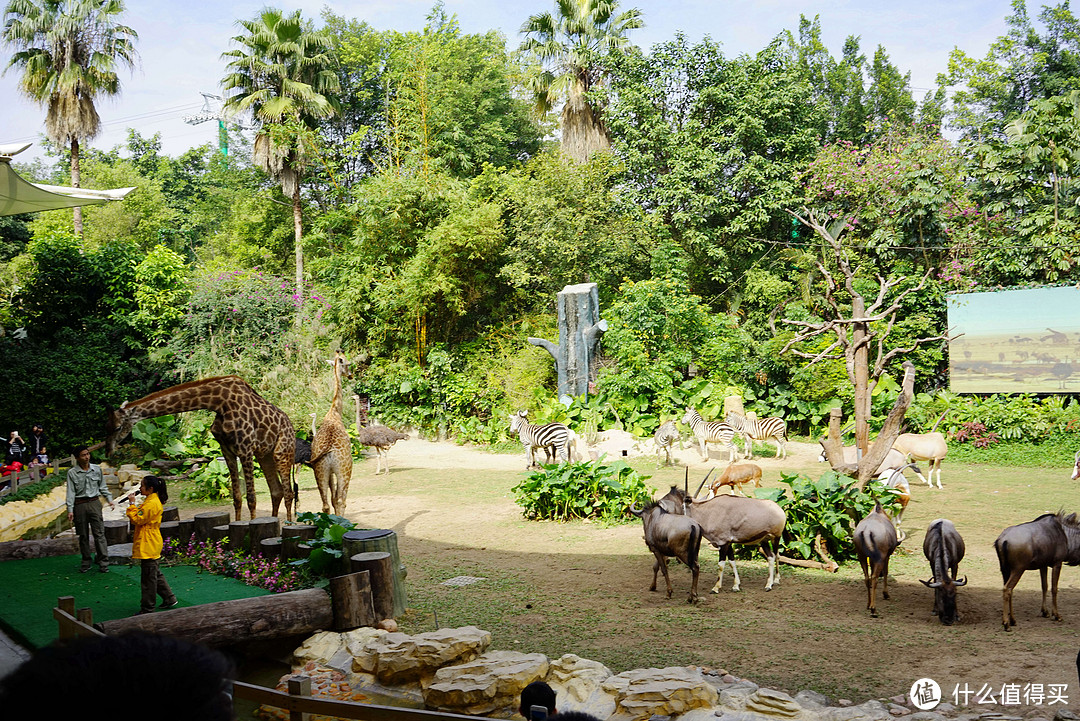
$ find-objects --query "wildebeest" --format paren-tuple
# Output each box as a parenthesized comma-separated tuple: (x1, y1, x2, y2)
(893, 432, 948, 488)
(920, 519, 967, 625)
(994, 511, 1080, 631)
(853, 502, 899, 617)
(662, 485, 786, 592)
(629, 499, 702, 603)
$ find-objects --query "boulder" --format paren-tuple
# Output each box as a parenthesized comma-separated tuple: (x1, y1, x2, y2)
(822, 700, 892, 721)
(352, 626, 491, 684)
(547, 653, 616, 718)
(603, 666, 719, 721)
(745, 688, 803, 718)
(423, 650, 549, 715)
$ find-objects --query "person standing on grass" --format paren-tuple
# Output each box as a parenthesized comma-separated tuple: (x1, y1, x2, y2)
(127, 475, 178, 614)
(66, 445, 113, 573)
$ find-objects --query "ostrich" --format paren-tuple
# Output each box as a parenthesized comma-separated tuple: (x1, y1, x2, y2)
(352, 394, 409, 475)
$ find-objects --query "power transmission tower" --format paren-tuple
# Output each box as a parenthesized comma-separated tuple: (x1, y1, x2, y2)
(182, 92, 239, 157)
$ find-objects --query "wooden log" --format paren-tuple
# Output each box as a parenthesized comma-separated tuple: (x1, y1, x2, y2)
(177, 518, 194, 543)
(160, 521, 182, 543)
(228, 521, 250, 553)
(281, 524, 316, 560)
(342, 529, 407, 616)
(103, 519, 131, 546)
(329, 571, 375, 630)
(208, 524, 230, 544)
(293, 542, 311, 560)
(98, 588, 334, 648)
(193, 511, 230, 542)
(0, 536, 77, 561)
(161, 506, 180, 522)
(259, 537, 282, 558)
(350, 551, 394, 621)
(249, 517, 280, 555)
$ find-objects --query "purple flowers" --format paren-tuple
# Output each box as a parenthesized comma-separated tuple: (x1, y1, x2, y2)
(164, 537, 310, 593)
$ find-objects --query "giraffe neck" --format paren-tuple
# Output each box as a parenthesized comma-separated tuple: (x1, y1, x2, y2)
(125, 379, 229, 422)
(330, 359, 344, 419)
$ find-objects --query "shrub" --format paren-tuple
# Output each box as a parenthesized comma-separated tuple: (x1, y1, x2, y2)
(755, 471, 903, 563)
(164, 537, 314, 593)
(288, 511, 357, 576)
(511, 459, 655, 522)
(0, 470, 66, 506)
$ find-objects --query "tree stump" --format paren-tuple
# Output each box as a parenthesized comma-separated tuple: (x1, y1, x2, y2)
(350, 551, 394, 621)
(281, 524, 316, 560)
(329, 571, 375, 630)
(249, 517, 280, 555)
(177, 518, 194, 543)
(208, 525, 230, 544)
(342, 529, 407, 616)
(160, 521, 181, 543)
(527, 282, 607, 402)
(161, 506, 180, 522)
(193, 511, 230, 543)
(227, 521, 250, 553)
(103, 520, 130, 546)
(259, 537, 282, 558)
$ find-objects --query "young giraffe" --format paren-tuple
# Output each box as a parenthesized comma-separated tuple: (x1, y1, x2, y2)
(105, 376, 296, 521)
(309, 351, 353, 515)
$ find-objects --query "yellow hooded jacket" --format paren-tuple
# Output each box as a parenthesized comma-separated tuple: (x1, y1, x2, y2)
(126, 492, 164, 560)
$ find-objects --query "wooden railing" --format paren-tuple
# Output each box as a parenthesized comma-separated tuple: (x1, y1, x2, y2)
(0, 441, 104, 499)
(52, 595, 479, 721)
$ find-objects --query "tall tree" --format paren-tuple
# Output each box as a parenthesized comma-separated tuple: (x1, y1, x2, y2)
(519, 0, 643, 163)
(221, 7, 340, 305)
(2, 0, 138, 237)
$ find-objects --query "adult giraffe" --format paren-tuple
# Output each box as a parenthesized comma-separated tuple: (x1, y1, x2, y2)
(105, 376, 296, 521)
(310, 350, 353, 515)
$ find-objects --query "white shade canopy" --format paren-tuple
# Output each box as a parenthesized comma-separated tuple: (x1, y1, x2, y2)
(0, 143, 135, 217)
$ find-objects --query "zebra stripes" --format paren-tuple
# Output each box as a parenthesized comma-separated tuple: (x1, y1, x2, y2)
(654, 420, 681, 467)
(681, 408, 738, 462)
(509, 411, 570, 469)
(725, 411, 787, 459)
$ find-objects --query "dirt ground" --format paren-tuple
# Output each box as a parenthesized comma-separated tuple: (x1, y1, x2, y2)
(213, 435, 1080, 708)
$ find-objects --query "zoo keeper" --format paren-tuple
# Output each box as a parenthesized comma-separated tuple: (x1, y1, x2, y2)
(126, 475, 178, 614)
(66, 445, 114, 573)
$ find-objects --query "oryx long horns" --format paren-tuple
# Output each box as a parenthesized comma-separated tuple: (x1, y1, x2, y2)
(694, 468, 714, 498)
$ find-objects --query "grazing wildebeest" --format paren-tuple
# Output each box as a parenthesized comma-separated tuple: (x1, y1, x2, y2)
(994, 511, 1080, 631)
(920, 518, 967, 625)
(853, 502, 899, 617)
(629, 499, 702, 603)
(662, 485, 786, 592)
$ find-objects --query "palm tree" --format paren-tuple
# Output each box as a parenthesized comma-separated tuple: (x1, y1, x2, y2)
(519, 0, 642, 164)
(221, 7, 339, 306)
(2, 0, 138, 236)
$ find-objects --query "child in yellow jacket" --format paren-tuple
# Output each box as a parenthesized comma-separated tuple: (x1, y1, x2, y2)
(126, 475, 178, 614)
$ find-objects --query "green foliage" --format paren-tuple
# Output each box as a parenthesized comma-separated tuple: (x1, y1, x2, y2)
(511, 459, 655, 522)
(131, 245, 190, 345)
(290, 511, 358, 575)
(908, 390, 1080, 442)
(756, 471, 903, 562)
(0, 470, 66, 506)
(180, 460, 234, 503)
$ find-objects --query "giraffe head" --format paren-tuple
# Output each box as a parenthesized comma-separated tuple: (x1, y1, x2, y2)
(104, 402, 138, 456)
(327, 350, 352, 381)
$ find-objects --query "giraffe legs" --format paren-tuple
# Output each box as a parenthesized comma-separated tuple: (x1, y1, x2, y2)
(219, 447, 245, 522)
(258, 453, 291, 522)
(240, 456, 259, 520)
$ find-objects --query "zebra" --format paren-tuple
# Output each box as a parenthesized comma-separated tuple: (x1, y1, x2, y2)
(681, 408, 738, 463)
(654, 420, 682, 468)
(725, 411, 788, 460)
(509, 411, 570, 469)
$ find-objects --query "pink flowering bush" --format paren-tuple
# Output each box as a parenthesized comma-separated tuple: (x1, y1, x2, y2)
(164, 536, 314, 593)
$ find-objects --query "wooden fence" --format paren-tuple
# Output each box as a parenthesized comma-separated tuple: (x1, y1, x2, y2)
(0, 441, 104, 499)
(52, 595, 480, 721)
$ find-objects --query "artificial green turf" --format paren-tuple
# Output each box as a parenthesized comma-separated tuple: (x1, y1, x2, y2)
(0, 555, 272, 649)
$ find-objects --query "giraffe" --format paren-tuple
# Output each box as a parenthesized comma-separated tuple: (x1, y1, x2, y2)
(310, 350, 353, 515)
(105, 376, 296, 522)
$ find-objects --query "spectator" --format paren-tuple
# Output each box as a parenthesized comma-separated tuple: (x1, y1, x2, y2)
(520, 681, 558, 720)
(66, 445, 114, 573)
(127, 475, 178, 614)
(5, 430, 26, 465)
(0, 632, 236, 720)
(27, 423, 47, 465)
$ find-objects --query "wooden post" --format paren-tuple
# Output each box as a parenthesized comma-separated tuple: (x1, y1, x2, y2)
(77, 607, 93, 628)
(228, 521, 250, 553)
(282, 524, 316, 560)
(342, 529, 407, 616)
(329, 571, 375, 630)
(104, 519, 131, 546)
(852, 295, 870, 457)
(350, 552, 394, 621)
(58, 596, 76, 640)
(209, 525, 230, 544)
(259, 537, 283, 558)
(193, 511, 230, 542)
(249, 517, 281, 555)
(527, 282, 607, 401)
(160, 521, 182, 543)
(288, 675, 311, 721)
(161, 506, 180, 522)
(177, 518, 194, 542)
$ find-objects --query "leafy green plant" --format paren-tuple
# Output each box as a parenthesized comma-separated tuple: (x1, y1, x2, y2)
(180, 459, 234, 502)
(755, 471, 903, 563)
(288, 511, 357, 575)
(0, 470, 66, 506)
(511, 459, 655, 522)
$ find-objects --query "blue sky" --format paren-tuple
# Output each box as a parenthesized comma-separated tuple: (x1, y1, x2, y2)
(1, 0, 1013, 165)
